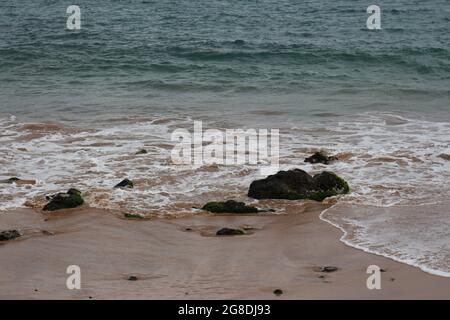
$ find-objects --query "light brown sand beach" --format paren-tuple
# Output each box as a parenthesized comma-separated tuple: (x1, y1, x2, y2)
(0, 203, 449, 300)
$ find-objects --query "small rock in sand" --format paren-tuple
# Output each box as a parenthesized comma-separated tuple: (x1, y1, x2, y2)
(124, 213, 144, 219)
(0, 230, 22, 241)
(273, 289, 283, 296)
(128, 276, 138, 281)
(135, 149, 148, 155)
(216, 228, 246, 236)
(320, 266, 339, 273)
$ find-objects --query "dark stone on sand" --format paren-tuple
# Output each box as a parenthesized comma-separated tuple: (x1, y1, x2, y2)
(114, 179, 134, 189)
(320, 266, 339, 273)
(304, 152, 338, 165)
(135, 149, 148, 155)
(248, 169, 349, 201)
(202, 200, 259, 214)
(124, 213, 143, 219)
(0, 229, 21, 241)
(216, 228, 245, 236)
(43, 188, 84, 211)
(273, 289, 283, 296)
(128, 276, 138, 281)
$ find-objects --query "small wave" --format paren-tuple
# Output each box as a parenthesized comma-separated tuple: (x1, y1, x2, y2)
(320, 204, 450, 278)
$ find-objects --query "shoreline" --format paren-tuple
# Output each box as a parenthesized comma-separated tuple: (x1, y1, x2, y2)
(0, 204, 449, 299)
(319, 204, 450, 279)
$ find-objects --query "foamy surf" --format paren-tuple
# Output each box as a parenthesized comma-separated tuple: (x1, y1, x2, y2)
(1, 111, 449, 276)
(320, 204, 450, 278)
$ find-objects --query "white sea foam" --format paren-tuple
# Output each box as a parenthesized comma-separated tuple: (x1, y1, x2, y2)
(0, 111, 449, 276)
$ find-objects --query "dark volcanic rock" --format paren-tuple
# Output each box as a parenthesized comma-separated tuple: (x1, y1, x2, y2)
(43, 188, 84, 211)
(114, 179, 134, 189)
(216, 228, 245, 236)
(124, 213, 143, 219)
(304, 152, 338, 165)
(128, 276, 138, 281)
(0, 177, 20, 184)
(320, 266, 339, 273)
(135, 149, 148, 155)
(0, 229, 21, 241)
(248, 169, 349, 201)
(273, 289, 283, 296)
(202, 200, 259, 214)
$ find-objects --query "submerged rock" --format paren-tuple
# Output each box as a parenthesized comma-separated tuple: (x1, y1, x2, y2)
(0, 177, 36, 185)
(0, 177, 20, 184)
(304, 152, 338, 165)
(216, 228, 246, 236)
(114, 179, 134, 189)
(248, 169, 349, 201)
(202, 200, 259, 214)
(43, 188, 84, 211)
(0, 230, 21, 241)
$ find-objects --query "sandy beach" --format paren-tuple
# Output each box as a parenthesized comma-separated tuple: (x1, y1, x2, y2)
(1, 203, 449, 300)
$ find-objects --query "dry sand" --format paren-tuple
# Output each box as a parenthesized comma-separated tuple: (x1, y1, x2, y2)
(0, 203, 449, 299)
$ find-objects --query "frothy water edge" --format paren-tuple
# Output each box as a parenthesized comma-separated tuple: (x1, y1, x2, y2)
(319, 204, 450, 278)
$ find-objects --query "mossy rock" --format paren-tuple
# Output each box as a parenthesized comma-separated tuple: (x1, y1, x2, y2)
(124, 213, 144, 219)
(202, 200, 259, 214)
(0, 229, 21, 241)
(248, 169, 349, 201)
(43, 189, 84, 211)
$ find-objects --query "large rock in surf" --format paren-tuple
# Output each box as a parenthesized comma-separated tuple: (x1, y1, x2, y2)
(43, 188, 84, 211)
(304, 152, 338, 165)
(202, 200, 259, 214)
(0, 230, 21, 241)
(248, 169, 349, 201)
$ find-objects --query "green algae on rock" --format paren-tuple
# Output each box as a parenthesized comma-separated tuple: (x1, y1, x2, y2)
(202, 200, 259, 214)
(248, 169, 349, 201)
(43, 188, 84, 211)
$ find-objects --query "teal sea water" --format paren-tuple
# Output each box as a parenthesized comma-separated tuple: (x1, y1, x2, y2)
(0, 0, 449, 121)
(0, 1, 449, 276)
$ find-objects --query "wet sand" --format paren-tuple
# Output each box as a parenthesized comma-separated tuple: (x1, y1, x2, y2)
(0, 203, 449, 299)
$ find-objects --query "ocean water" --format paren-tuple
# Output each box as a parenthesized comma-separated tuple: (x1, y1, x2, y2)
(0, 1, 449, 276)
